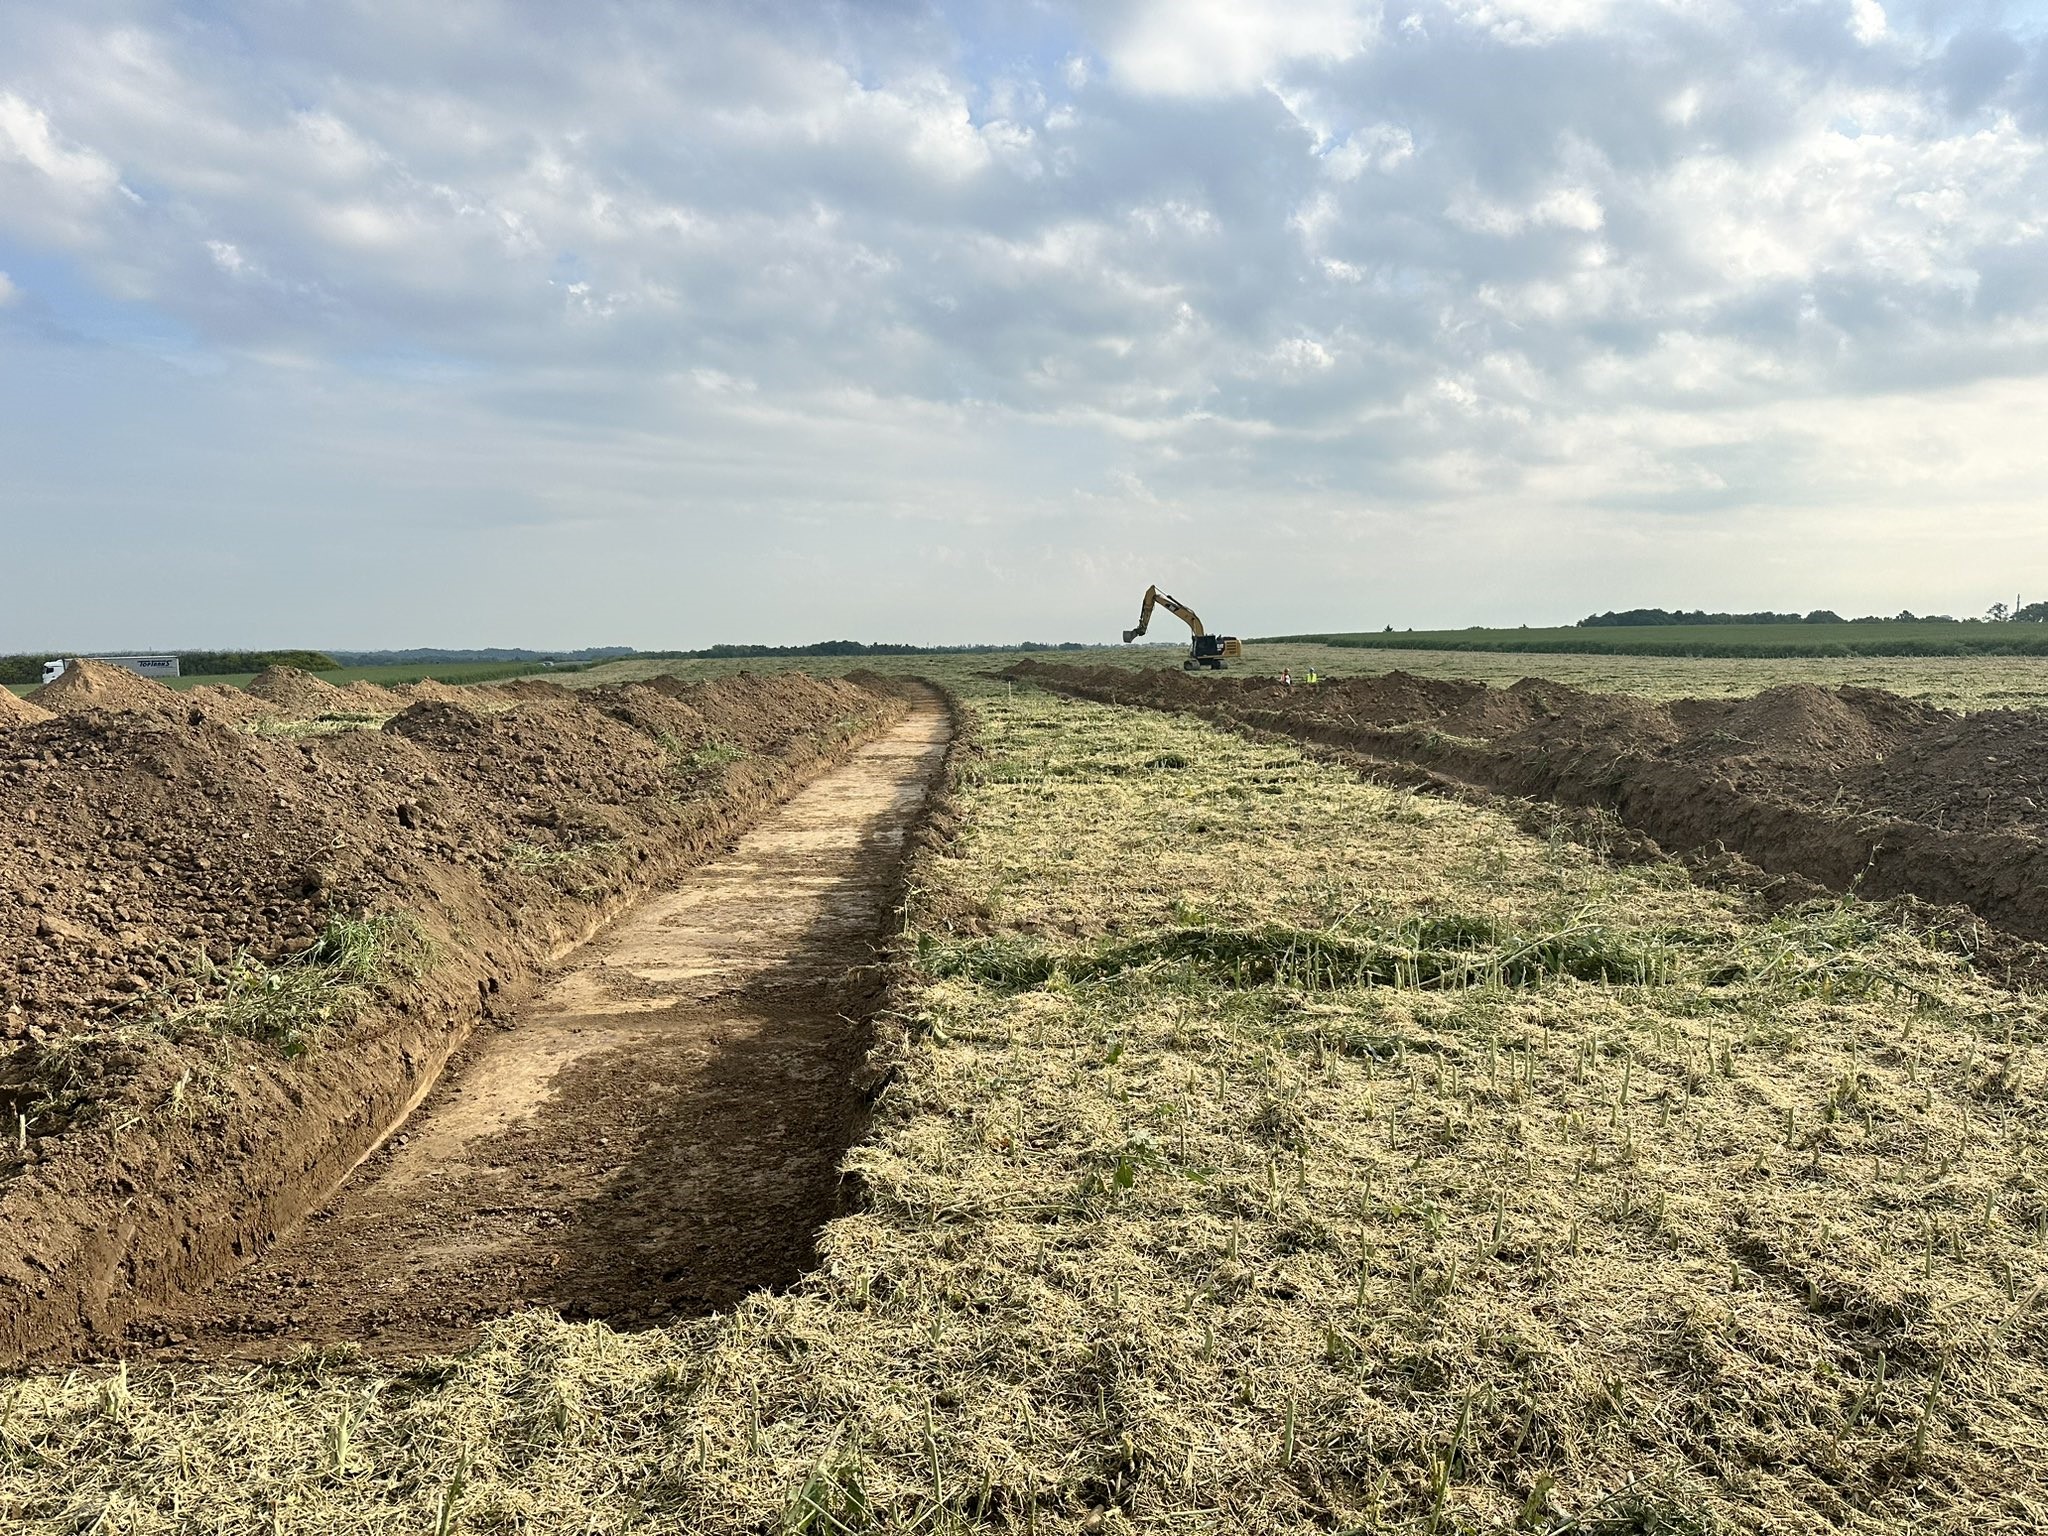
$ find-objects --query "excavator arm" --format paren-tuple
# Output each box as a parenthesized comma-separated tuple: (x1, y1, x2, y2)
(1123, 584, 1207, 642)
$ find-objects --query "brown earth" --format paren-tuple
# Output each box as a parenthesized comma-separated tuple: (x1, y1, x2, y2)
(137, 700, 952, 1360)
(336, 680, 408, 713)
(0, 689, 52, 728)
(1010, 661, 2048, 942)
(244, 664, 355, 715)
(0, 670, 912, 1363)
(27, 659, 183, 715)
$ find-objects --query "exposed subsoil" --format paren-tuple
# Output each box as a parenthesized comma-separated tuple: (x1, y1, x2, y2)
(129, 701, 952, 1361)
(0, 664, 912, 1363)
(1010, 662, 2048, 942)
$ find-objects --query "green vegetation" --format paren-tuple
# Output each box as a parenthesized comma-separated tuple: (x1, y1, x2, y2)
(6, 681, 2042, 1531)
(239, 710, 390, 739)
(170, 913, 434, 1058)
(663, 736, 750, 773)
(1579, 607, 1845, 626)
(1268, 620, 2048, 658)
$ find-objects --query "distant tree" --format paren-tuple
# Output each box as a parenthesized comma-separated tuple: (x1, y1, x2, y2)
(1989, 601, 2012, 623)
(1802, 610, 1844, 623)
(2014, 601, 2048, 623)
(1579, 607, 1808, 628)
(1894, 611, 1920, 623)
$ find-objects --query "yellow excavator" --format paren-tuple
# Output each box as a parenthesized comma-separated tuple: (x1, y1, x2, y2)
(1122, 585, 1244, 670)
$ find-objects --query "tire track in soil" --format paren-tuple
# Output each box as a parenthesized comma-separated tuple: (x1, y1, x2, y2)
(140, 695, 952, 1361)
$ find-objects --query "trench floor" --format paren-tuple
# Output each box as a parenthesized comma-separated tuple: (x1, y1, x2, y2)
(148, 698, 951, 1360)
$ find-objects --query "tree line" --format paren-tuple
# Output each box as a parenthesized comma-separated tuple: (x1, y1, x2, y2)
(1579, 604, 2048, 627)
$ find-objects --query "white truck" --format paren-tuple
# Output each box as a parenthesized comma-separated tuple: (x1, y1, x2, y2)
(41, 655, 181, 685)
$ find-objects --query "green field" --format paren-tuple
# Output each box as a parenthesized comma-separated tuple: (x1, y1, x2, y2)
(1274, 622, 2048, 659)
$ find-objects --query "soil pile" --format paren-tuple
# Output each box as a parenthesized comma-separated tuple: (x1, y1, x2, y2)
(395, 678, 473, 705)
(336, 680, 407, 713)
(29, 660, 180, 715)
(1011, 661, 2048, 941)
(245, 665, 354, 715)
(179, 685, 277, 725)
(0, 690, 51, 728)
(0, 671, 907, 1363)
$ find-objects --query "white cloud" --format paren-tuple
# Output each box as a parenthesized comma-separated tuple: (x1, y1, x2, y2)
(1273, 336, 1337, 373)
(0, 269, 16, 306)
(1100, 0, 1380, 96)
(1325, 123, 1414, 178)
(0, 0, 2045, 643)
(1448, 183, 1605, 235)
(0, 91, 119, 194)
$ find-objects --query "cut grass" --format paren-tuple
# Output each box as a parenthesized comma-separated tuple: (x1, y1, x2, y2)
(3, 686, 2045, 1533)
(169, 912, 433, 1058)
(659, 734, 751, 773)
(7, 914, 436, 1160)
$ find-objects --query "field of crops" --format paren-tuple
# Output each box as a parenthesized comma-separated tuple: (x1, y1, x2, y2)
(7, 670, 2043, 1532)
(1276, 623, 2048, 660)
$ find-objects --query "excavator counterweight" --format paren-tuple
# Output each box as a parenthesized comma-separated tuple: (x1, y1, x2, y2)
(1122, 585, 1244, 670)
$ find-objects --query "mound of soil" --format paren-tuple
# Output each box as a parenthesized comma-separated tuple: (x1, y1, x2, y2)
(394, 678, 472, 705)
(0, 690, 52, 728)
(180, 685, 278, 726)
(0, 671, 908, 1363)
(335, 681, 406, 713)
(29, 659, 180, 715)
(492, 679, 577, 703)
(245, 665, 354, 716)
(1012, 661, 2048, 943)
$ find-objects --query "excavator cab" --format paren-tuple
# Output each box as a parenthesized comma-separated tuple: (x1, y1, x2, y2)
(1122, 585, 1243, 670)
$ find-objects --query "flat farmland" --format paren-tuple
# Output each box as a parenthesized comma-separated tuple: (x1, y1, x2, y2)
(5, 664, 2045, 1533)
(563, 644, 2048, 713)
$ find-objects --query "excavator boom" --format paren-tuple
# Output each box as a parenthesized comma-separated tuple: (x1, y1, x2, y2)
(1120, 583, 1242, 669)
(1123, 584, 1206, 642)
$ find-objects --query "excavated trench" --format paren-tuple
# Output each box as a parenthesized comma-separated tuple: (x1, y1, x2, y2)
(127, 698, 952, 1361)
(1011, 662, 2048, 947)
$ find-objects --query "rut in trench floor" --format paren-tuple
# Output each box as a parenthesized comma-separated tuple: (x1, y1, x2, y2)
(149, 700, 952, 1360)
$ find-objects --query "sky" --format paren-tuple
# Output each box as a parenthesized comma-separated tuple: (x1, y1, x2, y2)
(3, 0, 2047, 649)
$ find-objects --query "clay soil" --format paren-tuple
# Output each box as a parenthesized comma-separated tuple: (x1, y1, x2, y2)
(1011, 661, 2048, 942)
(0, 664, 915, 1363)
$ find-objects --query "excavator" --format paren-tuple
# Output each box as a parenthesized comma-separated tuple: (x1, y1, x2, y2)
(1122, 585, 1244, 670)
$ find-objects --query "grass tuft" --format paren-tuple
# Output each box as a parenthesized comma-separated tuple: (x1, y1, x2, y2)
(172, 912, 433, 1057)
